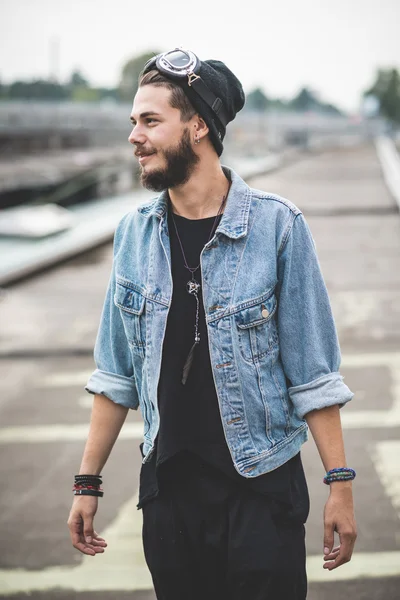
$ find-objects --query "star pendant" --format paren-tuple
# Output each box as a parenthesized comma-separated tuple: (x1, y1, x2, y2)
(187, 280, 201, 295)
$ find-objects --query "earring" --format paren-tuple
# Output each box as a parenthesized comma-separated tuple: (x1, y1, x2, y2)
(194, 136, 200, 145)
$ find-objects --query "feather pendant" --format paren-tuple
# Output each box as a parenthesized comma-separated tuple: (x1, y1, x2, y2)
(182, 340, 199, 385)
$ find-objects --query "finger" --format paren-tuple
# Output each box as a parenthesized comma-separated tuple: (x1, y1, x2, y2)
(83, 516, 95, 544)
(324, 548, 340, 558)
(324, 538, 352, 570)
(73, 534, 105, 555)
(68, 517, 84, 547)
(324, 544, 340, 556)
(72, 541, 97, 556)
(85, 543, 105, 554)
(70, 528, 82, 547)
(323, 549, 340, 561)
(323, 520, 335, 556)
(91, 538, 107, 547)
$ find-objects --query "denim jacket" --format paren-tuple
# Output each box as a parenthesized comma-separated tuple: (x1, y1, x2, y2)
(85, 166, 353, 477)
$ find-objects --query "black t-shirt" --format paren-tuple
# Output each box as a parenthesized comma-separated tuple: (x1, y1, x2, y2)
(137, 199, 309, 520)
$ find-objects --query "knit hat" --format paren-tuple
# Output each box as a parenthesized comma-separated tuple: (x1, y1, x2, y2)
(143, 55, 245, 156)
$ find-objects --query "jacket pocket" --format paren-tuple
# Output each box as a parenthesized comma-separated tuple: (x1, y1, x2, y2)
(235, 293, 278, 363)
(114, 280, 146, 357)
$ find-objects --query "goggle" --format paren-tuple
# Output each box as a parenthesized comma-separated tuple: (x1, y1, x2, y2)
(143, 47, 228, 134)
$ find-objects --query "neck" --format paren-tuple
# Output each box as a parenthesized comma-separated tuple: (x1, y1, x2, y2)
(168, 156, 230, 219)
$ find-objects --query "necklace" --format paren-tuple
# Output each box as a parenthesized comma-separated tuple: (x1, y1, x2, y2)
(170, 189, 228, 385)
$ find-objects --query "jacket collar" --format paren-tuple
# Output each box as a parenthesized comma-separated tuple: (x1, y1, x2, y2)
(137, 165, 251, 240)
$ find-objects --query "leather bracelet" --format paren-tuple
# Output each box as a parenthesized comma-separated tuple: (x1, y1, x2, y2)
(73, 488, 104, 497)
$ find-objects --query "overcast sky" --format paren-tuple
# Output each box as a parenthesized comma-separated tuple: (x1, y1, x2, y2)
(1, 0, 399, 113)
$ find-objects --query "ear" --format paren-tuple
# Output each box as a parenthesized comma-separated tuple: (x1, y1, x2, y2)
(193, 115, 209, 141)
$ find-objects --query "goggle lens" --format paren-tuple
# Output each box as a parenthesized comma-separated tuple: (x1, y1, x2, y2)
(165, 50, 190, 69)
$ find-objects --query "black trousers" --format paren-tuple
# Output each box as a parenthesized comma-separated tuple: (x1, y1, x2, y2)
(142, 456, 308, 600)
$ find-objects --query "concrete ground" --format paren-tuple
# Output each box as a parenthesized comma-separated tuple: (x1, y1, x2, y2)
(0, 143, 399, 598)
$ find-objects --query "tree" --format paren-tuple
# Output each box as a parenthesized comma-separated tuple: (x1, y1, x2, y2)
(364, 68, 400, 124)
(7, 79, 68, 100)
(321, 102, 342, 116)
(71, 87, 101, 102)
(245, 87, 269, 112)
(69, 70, 89, 88)
(289, 87, 319, 112)
(118, 50, 162, 102)
(68, 70, 97, 102)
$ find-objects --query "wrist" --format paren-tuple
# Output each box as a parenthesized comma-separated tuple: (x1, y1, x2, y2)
(329, 479, 353, 494)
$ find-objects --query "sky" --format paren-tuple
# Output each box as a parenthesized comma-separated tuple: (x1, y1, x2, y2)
(0, 0, 399, 113)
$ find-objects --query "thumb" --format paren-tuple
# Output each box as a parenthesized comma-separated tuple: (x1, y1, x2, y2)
(83, 515, 94, 544)
(324, 520, 334, 555)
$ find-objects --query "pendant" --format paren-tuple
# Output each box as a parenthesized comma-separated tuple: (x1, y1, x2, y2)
(182, 276, 201, 385)
(182, 339, 199, 385)
(187, 279, 201, 295)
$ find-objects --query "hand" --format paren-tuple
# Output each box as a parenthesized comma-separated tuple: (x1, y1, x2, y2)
(67, 496, 107, 556)
(323, 484, 357, 570)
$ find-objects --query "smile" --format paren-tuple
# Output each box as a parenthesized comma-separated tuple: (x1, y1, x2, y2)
(137, 153, 156, 164)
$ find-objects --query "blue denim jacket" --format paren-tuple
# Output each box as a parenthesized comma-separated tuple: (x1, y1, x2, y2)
(85, 166, 353, 477)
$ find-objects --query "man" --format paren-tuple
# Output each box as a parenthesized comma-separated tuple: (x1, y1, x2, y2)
(68, 48, 357, 599)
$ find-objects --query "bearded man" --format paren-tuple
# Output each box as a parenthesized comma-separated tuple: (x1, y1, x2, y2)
(68, 48, 357, 600)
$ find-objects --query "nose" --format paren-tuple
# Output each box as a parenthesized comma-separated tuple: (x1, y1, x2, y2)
(128, 123, 146, 146)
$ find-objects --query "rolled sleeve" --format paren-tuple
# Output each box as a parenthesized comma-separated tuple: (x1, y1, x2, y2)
(277, 212, 354, 419)
(85, 369, 139, 410)
(288, 372, 353, 420)
(85, 214, 139, 410)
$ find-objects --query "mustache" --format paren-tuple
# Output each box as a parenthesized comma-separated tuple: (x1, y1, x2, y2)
(134, 146, 157, 158)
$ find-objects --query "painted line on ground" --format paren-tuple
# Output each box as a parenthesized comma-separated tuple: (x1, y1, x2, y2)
(306, 551, 400, 582)
(34, 371, 93, 387)
(341, 351, 400, 430)
(0, 422, 143, 444)
(372, 440, 400, 520)
(0, 493, 152, 594)
(78, 394, 94, 408)
(375, 135, 400, 210)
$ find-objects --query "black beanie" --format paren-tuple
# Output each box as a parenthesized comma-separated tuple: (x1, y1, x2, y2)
(144, 57, 245, 156)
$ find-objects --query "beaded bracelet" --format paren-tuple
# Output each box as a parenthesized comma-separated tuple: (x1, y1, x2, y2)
(323, 467, 356, 485)
(74, 474, 102, 482)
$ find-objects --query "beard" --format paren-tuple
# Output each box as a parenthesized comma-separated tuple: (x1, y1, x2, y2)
(139, 128, 200, 192)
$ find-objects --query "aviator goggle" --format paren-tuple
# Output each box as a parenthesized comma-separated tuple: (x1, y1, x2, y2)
(143, 48, 228, 132)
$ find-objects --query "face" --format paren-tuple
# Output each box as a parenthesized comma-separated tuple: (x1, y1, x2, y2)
(129, 85, 200, 191)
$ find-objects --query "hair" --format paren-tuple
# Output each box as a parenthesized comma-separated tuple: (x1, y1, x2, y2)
(138, 69, 197, 123)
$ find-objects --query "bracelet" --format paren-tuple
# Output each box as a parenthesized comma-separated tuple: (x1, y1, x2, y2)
(73, 474, 104, 497)
(73, 488, 104, 497)
(74, 476, 102, 485)
(323, 467, 356, 485)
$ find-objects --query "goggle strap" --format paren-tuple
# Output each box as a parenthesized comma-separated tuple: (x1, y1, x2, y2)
(188, 76, 228, 130)
(187, 73, 201, 86)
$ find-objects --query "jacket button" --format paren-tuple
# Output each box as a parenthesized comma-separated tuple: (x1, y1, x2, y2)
(261, 305, 269, 318)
